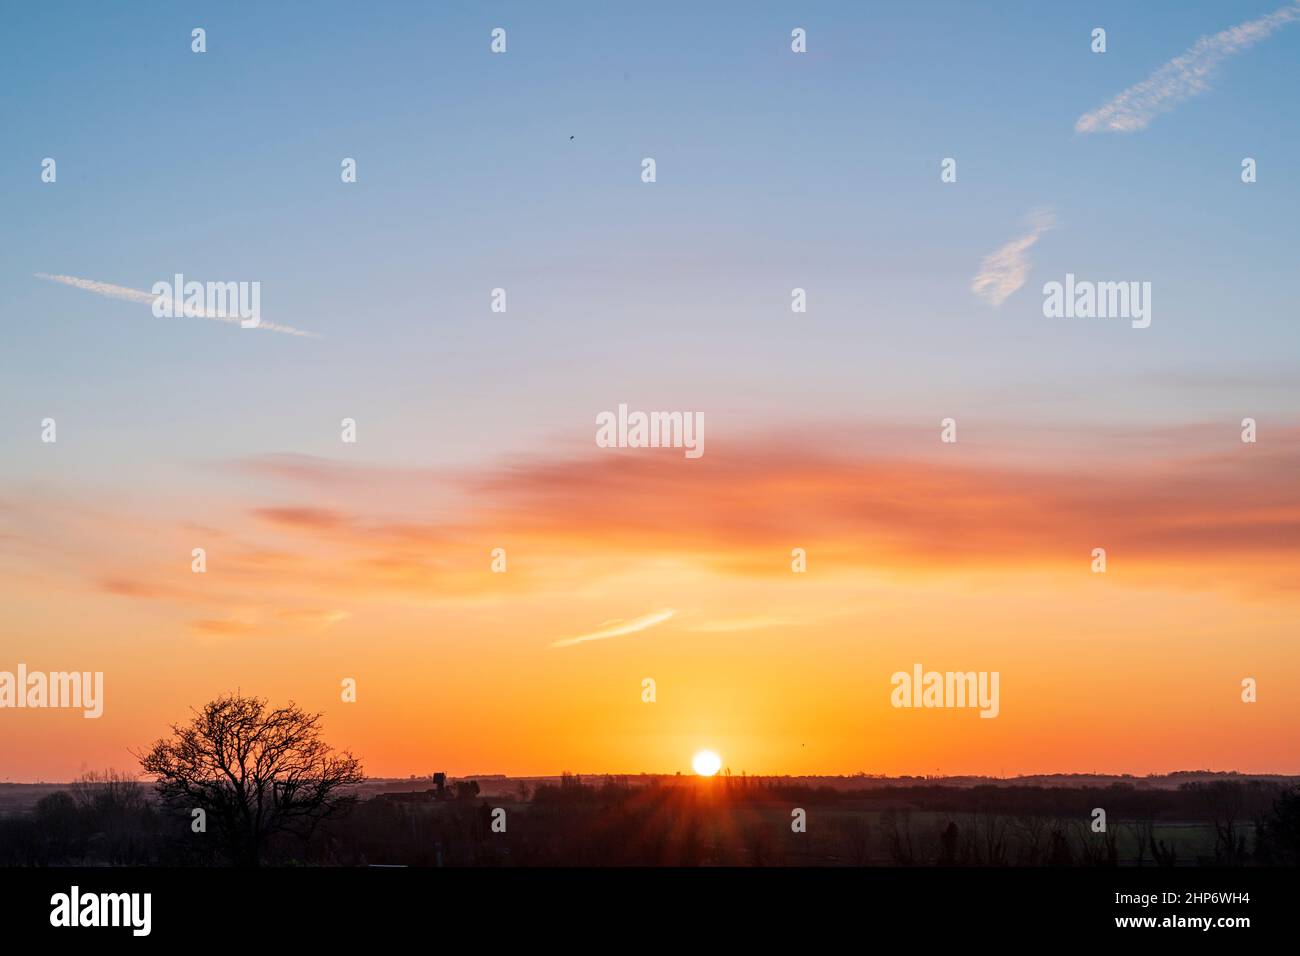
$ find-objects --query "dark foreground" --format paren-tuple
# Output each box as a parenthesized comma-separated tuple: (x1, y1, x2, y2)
(3, 774, 1298, 867)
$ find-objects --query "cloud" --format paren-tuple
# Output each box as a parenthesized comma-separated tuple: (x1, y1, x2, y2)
(98, 577, 189, 600)
(225, 423, 1300, 592)
(275, 608, 350, 627)
(550, 609, 676, 648)
(238, 454, 396, 487)
(35, 273, 316, 338)
(971, 209, 1055, 306)
(1076, 3, 1300, 133)
(253, 507, 350, 531)
(192, 609, 348, 635)
(36, 274, 156, 305)
(11, 421, 1300, 625)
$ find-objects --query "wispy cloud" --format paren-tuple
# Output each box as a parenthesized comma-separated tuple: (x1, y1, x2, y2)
(35, 273, 316, 338)
(971, 209, 1055, 306)
(228, 422, 1300, 589)
(550, 609, 676, 648)
(13, 421, 1300, 626)
(1076, 3, 1300, 133)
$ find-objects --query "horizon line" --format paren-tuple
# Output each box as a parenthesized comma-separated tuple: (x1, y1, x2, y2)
(6, 768, 1299, 786)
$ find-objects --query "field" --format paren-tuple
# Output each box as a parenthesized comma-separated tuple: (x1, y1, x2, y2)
(2, 774, 1293, 867)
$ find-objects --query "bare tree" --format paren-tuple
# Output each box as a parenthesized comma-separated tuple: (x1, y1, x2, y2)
(938, 820, 960, 865)
(1258, 786, 1300, 865)
(1128, 797, 1159, 867)
(1149, 832, 1178, 867)
(1011, 813, 1049, 865)
(1190, 781, 1247, 864)
(978, 809, 1009, 864)
(1070, 817, 1117, 866)
(70, 768, 147, 817)
(69, 769, 151, 865)
(837, 816, 873, 865)
(138, 693, 363, 866)
(882, 809, 915, 865)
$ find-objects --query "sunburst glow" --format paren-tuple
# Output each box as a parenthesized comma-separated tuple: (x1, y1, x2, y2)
(692, 750, 722, 777)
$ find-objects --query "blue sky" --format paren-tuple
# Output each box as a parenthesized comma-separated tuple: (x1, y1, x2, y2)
(3, 0, 1298, 490)
(3, 3, 1300, 782)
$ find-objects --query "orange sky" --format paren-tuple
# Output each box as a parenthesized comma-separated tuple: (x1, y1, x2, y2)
(2, 422, 1298, 781)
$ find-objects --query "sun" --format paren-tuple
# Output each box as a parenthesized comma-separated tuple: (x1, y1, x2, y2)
(692, 750, 722, 777)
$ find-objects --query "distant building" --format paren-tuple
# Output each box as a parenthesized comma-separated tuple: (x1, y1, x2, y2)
(373, 771, 449, 805)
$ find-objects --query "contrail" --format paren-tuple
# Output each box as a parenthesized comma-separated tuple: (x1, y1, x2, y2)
(551, 609, 676, 648)
(1076, 3, 1300, 133)
(35, 273, 317, 338)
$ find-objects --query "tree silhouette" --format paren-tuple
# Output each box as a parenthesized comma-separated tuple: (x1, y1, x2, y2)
(1149, 833, 1178, 867)
(938, 820, 960, 864)
(455, 779, 481, 800)
(138, 693, 363, 866)
(1257, 786, 1300, 865)
(69, 769, 152, 865)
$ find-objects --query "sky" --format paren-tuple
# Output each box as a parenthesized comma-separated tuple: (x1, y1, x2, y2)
(2, 1, 1298, 781)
